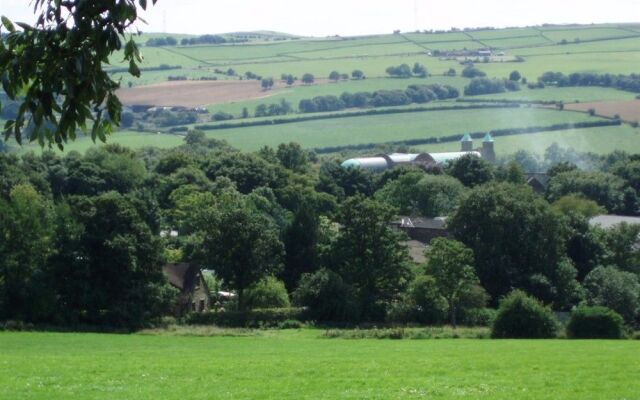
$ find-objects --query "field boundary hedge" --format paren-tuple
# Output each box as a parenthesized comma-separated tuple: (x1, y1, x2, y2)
(185, 308, 308, 328)
(175, 104, 521, 133)
(312, 119, 621, 154)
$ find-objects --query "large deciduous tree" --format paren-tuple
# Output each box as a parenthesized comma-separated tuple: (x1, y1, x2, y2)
(187, 191, 284, 309)
(425, 238, 478, 327)
(329, 195, 411, 320)
(0, 0, 156, 148)
(449, 183, 575, 306)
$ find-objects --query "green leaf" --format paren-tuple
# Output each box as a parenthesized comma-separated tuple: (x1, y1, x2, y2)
(1, 16, 15, 33)
(128, 59, 140, 77)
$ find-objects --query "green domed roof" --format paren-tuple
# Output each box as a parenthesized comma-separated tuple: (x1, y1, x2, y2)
(483, 133, 494, 142)
(461, 133, 472, 142)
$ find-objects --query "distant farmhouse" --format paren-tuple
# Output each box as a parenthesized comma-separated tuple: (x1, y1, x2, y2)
(341, 133, 496, 172)
(163, 263, 211, 316)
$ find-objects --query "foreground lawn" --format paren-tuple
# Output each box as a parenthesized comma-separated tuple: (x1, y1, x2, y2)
(1, 330, 638, 399)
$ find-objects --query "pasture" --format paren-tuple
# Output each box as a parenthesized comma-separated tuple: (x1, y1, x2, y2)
(199, 107, 601, 151)
(0, 331, 638, 400)
(413, 124, 640, 156)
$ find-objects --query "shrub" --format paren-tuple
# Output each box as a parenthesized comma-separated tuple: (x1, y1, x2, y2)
(491, 290, 558, 338)
(185, 308, 305, 328)
(243, 277, 290, 310)
(293, 269, 359, 322)
(278, 319, 304, 329)
(212, 111, 234, 121)
(387, 275, 448, 324)
(583, 266, 640, 324)
(566, 306, 625, 339)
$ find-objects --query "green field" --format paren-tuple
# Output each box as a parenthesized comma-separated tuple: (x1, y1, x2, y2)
(471, 87, 637, 103)
(1, 331, 638, 399)
(200, 108, 600, 151)
(413, 124, 640, 156)
(13, 131, 184, 155)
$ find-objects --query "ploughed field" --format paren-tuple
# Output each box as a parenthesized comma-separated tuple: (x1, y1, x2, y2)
(565, 99, 640, 122)
(1, 330, 639, 400)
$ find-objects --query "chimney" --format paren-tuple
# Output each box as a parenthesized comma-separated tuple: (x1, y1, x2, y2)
(482, 133, 496, 163)
(460, 133, 473, 152)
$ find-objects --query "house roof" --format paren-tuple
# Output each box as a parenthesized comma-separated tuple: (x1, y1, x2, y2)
(461, 133, 472, 142)
(525, 173, 549, 186)
(397, 216, 448, 230)
(589, 215, 640, 229)
(483, 133, 494, 143)
(163, 263, 198, 290)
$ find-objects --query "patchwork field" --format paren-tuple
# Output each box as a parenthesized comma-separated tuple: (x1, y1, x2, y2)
(0, 331, 638, 400)
(8, 24, 640, 156)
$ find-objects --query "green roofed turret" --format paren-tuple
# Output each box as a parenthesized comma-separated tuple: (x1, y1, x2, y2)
(483, 133, 494, 142)
(461, 133, 473, 151)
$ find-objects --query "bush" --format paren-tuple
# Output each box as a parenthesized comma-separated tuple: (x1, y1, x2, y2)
(293, 269, 359, 322)
(491, 290, 558, 338)
(278, 319, 304, 329)
(387, 275, 448, 324)
(566, 306, 625, 339)
(185, 308, 306, 328)
(212, 111, 234, 121)
(243, 277, 290, 310)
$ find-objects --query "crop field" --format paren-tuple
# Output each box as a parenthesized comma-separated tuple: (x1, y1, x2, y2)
(200, 108, 601, 151)
(470, 87, 637, 103)
(117, 80, 282, 107)
(1, 331, 639, 400)
(564, 100, 640, 122)
(412, 124, 640, 156)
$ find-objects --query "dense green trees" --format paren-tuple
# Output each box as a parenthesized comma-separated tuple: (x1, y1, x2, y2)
(449, 183, 575, 305)
(375, 172, 466, 217)
(187, 191, 284, 309)
(1, 131, 640, 329)
(386, 64, 413, 78)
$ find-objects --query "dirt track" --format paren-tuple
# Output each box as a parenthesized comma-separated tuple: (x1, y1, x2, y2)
(116, 80, 279, 107)
(565, 99, 640, 122)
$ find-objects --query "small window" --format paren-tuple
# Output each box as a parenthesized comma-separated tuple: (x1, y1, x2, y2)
(191, 301, 196, 312)
(199, 299, 205, 312)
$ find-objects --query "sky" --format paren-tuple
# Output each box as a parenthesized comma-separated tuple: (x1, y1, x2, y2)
(3, 0, 640, 37)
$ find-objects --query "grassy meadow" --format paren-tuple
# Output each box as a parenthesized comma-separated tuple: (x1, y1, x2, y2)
(199, 107, 601, 151)
(413, 124, 640, 156)
(1, 330, 638, 400)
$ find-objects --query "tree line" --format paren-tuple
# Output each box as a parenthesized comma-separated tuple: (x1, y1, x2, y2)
(1, 133, 639, 333)
(538, 72, 640, 93)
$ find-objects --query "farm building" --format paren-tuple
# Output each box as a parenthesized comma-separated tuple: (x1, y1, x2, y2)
(392, 216, 450, 243)
(341, 133, 495, 171)
(589, 215, 640, 229)
(162, 263, 211, 316)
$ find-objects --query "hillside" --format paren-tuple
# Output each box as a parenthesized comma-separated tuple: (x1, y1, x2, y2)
(8, 23, 640, 156)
